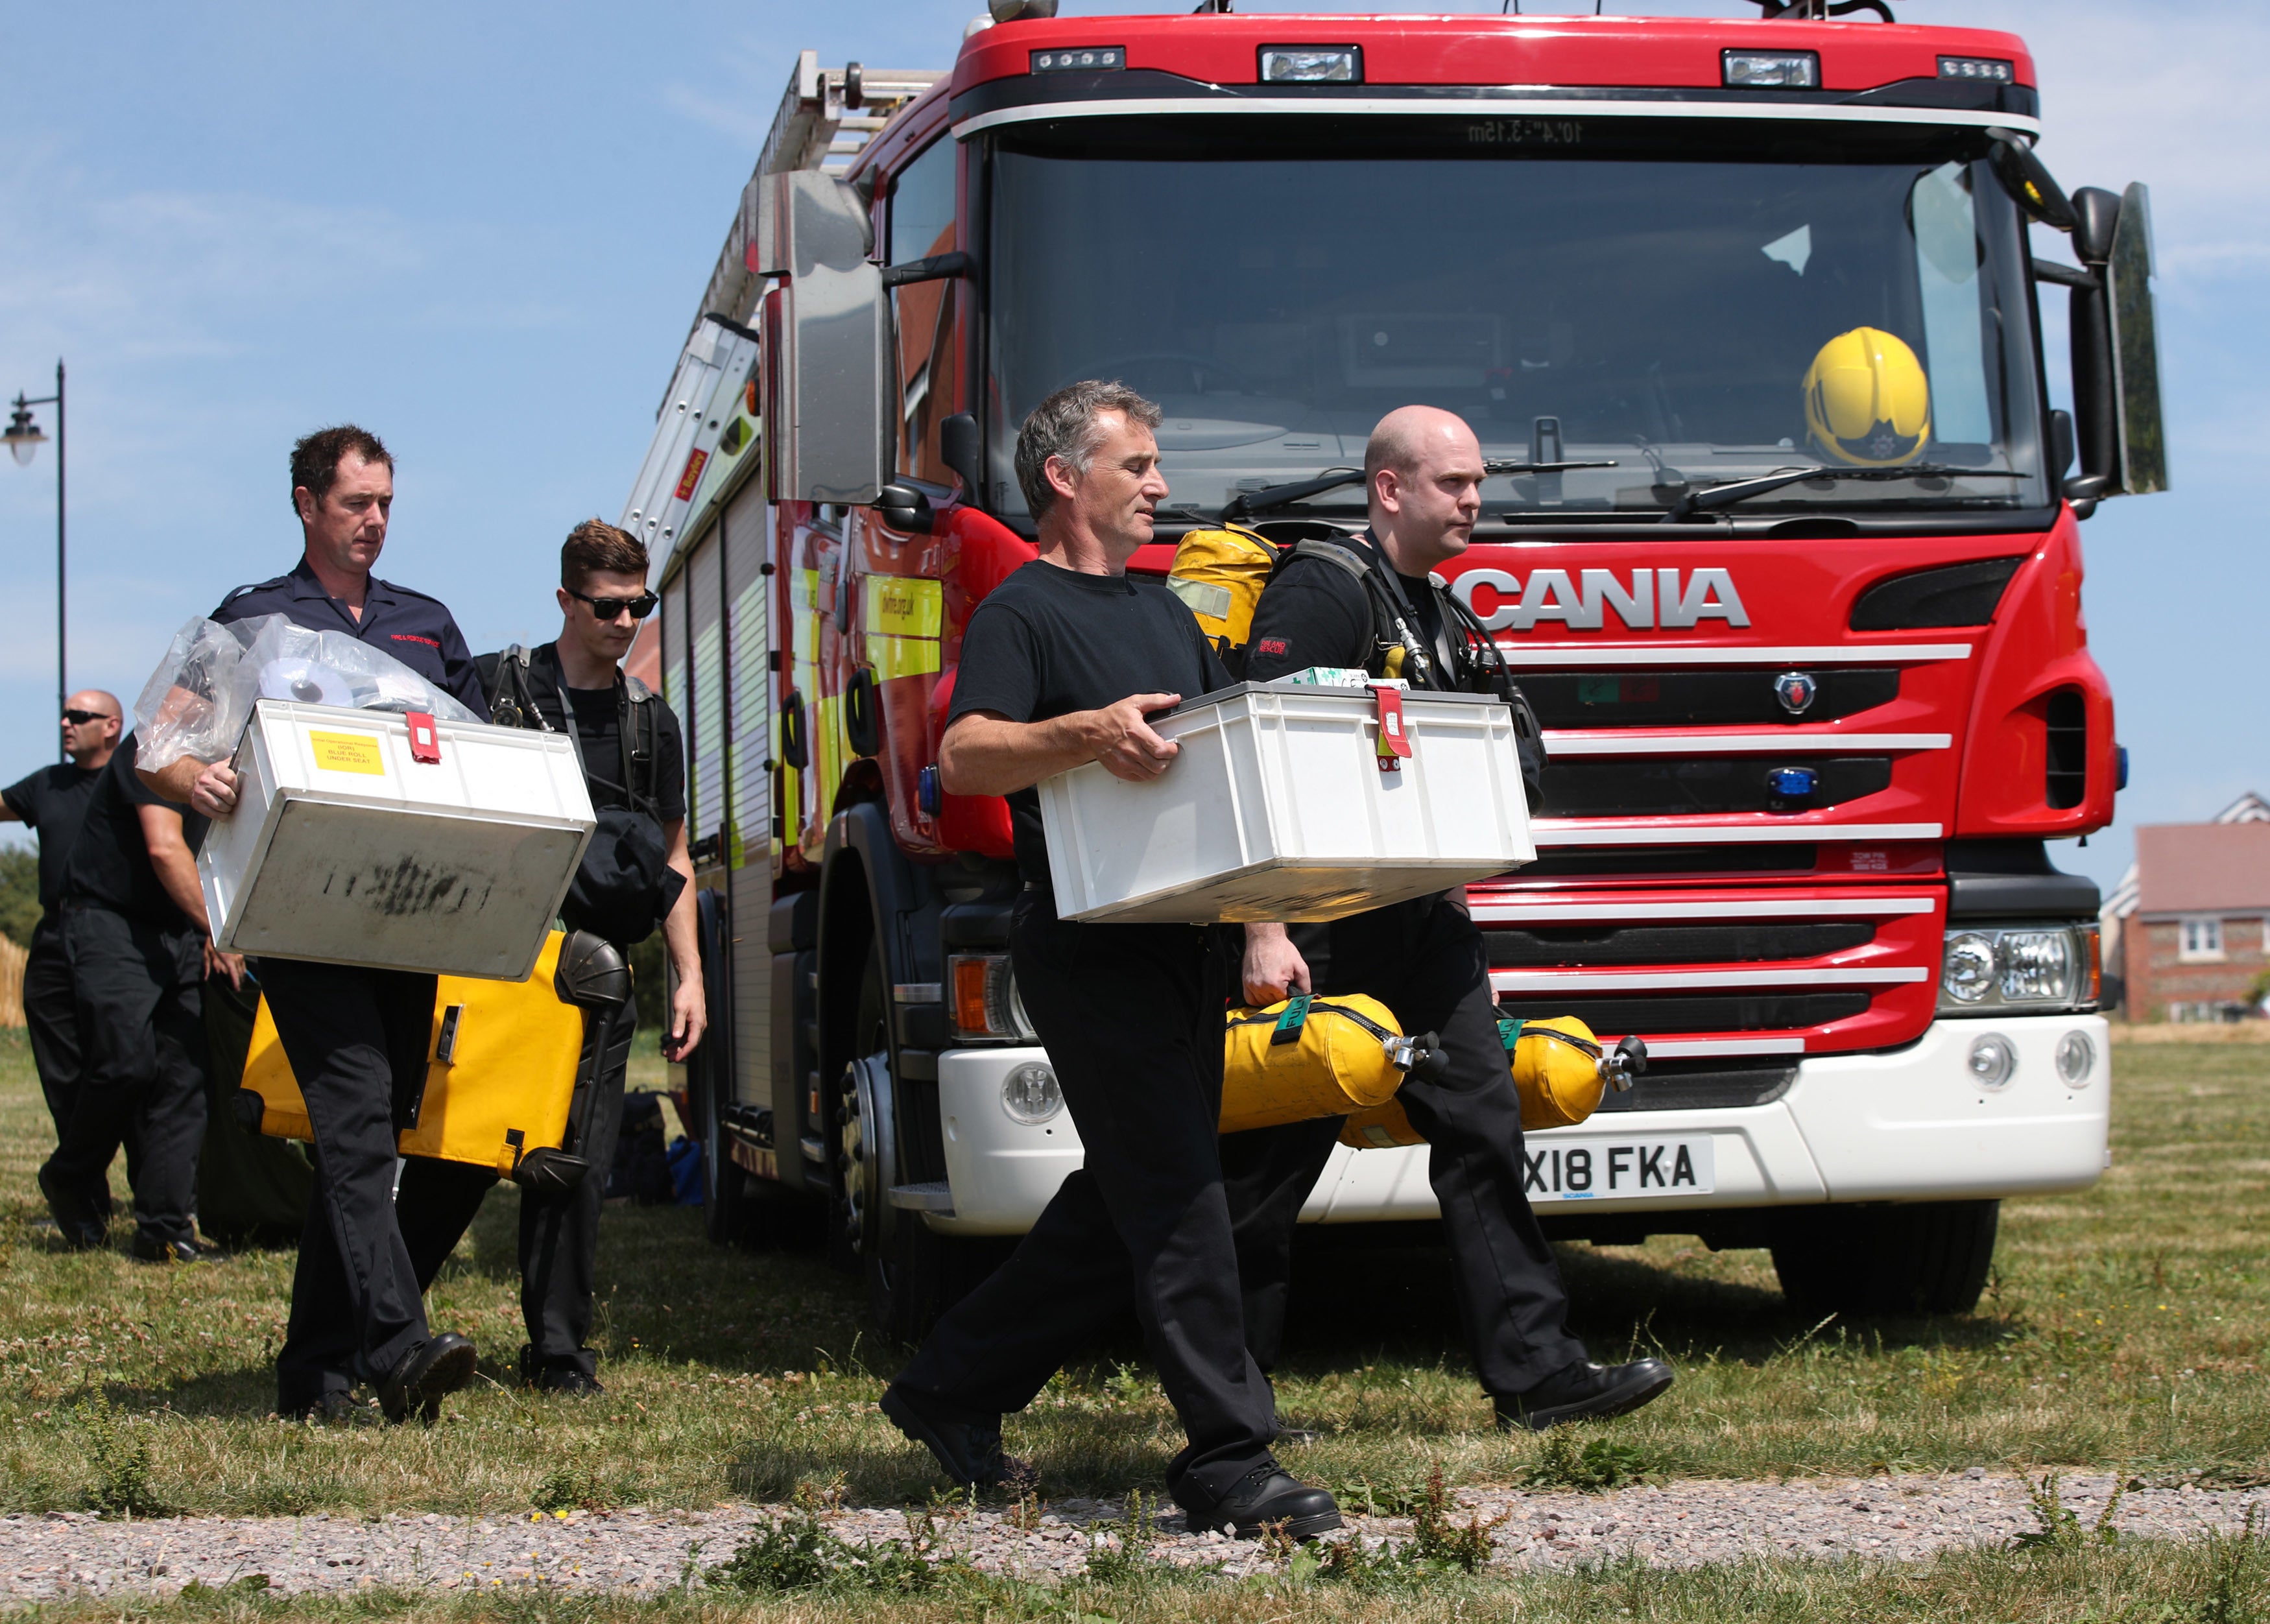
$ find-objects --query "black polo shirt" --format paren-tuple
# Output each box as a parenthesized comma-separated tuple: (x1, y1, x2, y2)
(213, 557, 484, 713)
(60, 735, 210, 932)
(3, 759, 106, 919)
(499, 643, 687, 821)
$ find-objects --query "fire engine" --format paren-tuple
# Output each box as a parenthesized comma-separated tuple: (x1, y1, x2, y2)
(616, 1, 2167, 1339)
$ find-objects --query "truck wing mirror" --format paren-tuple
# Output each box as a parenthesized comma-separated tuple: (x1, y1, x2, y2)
(938, 412, 981, 494)
(2060, 182, 2169, 510)
(758, 172, 887, 506)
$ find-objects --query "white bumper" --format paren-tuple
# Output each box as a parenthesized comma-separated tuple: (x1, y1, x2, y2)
(926, 1014, 2110, 1232)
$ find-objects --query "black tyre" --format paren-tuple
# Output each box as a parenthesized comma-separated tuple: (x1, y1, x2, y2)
(830, 942, 1010, 1343)
(1770, 1199, 2000, 1318)
(699, 1039, 750, 1246)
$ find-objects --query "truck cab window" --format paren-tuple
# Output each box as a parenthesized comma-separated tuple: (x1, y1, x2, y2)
(889, 137, 960, 485)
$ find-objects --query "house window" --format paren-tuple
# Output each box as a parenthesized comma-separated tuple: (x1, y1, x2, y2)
(2179, 917, 2225, 962)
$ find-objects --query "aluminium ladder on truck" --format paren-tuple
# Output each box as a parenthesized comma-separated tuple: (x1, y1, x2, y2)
(620, 51, 941, 582)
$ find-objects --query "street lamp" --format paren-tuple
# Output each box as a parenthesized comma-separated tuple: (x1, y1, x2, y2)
(5, 362, 65, 758)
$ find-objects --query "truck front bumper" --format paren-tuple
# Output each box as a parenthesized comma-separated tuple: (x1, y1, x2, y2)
(922, 1014, 2109, 1233)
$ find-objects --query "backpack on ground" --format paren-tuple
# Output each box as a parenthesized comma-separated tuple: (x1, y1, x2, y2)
(481, 644, 687, 946)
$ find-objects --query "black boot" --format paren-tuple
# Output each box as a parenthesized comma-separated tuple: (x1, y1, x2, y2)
(377, 1334, 479, 1425)
(1494, 1357, 1674, 1432)
(1178, 1458, 1342, 1540)
(37, 1163, 105, 1250)
(880, 1384, 1031, 1490)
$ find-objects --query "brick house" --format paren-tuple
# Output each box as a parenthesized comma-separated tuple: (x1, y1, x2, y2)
(2103, 793, 2270, 1021)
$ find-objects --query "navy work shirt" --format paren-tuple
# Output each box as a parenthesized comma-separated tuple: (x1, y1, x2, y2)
(213, 556, 484, 713)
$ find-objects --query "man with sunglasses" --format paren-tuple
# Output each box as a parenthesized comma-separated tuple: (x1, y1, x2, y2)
(5, 691, 127, 1215)
(406, 517, 702, 1396)
(141, 424, 488, 1423)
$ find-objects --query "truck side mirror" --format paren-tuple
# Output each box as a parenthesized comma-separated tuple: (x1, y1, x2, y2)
(1986, 127, 2077, 231)
(938, 412, 981, 494)
(757, 171, 887, 506)
(2062, 182, 2169, 508)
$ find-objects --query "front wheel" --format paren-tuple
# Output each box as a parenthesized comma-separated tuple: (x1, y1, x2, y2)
(1770, 1200, 2000, 1318)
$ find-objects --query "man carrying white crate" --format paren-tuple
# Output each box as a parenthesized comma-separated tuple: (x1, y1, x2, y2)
(879, 381, 1342, 1542)
(1227, 407, 1676, 1431)
(143, 425, 488, 1424)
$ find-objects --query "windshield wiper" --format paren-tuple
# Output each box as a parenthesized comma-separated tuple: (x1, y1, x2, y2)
(1219, 455, 1621, 523)
(1661, 464, 2025, 523)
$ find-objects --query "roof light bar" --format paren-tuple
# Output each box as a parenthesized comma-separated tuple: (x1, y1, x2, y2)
(1031, 45, 1123, 73)
(1260, 46, 1361, 84)
(1723, 49, 1819, 90)
(1939, 56, 2013, 83)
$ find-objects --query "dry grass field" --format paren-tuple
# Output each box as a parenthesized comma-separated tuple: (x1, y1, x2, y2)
(1, 1027, 2265, 1620)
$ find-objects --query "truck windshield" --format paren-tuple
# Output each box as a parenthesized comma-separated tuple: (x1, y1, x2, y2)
(984, 117, 2049, 523)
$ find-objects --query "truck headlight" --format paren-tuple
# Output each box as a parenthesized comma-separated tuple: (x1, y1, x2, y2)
(1938, 923, 2100, 1014)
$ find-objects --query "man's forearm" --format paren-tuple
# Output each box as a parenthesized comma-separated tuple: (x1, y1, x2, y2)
(147, 846, 211, 935)
(663, 875, 699, 983)
(139, 756, 208, 806)
(937, 714, 1097, 797)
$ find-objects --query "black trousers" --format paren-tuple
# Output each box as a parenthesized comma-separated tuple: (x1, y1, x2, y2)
(25, 920, 133, 1213)
(1219, 893, 1587, 1397)
(42, 906, 205, 1245)
(262, 957, 439, 1409)
(389, 994, 640, 1379)
(894, 891, 1277, 1505)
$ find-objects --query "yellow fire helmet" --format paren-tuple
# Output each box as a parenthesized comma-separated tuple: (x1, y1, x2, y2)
(1803, 326, 1931, 468)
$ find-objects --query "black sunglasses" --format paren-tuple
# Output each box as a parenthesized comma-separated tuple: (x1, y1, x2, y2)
(567, 588, 658, 621)
(61, 709, 109, 725)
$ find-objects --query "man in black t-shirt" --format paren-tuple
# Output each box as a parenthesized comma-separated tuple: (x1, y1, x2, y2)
(396, 518, 704, 1398)
(879, 381, 1341, 1542)
(3, 690, 125, 1202)
(1228, 406, 1674, 1432)
(38, 730, 240, 1260)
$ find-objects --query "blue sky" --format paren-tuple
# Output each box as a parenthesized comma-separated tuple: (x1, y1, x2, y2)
(1, 0, 2258, 895)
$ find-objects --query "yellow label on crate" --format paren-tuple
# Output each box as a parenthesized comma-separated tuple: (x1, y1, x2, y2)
(308, 731, 386, 775)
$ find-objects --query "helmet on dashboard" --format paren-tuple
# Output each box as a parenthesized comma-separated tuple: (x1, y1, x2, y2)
(1803, 327, 1931, 467)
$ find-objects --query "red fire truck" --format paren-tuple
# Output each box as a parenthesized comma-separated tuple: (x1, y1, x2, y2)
(617, 3, 2166, 1340)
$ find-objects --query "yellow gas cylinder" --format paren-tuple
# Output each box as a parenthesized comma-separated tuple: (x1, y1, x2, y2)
(1219, 994, 1440, 1135)
(1337, 1014, 1647, 1147)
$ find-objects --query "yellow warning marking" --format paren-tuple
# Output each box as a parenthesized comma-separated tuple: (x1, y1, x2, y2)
(865, 575, 942, 639)
(309, 731, 386, 775)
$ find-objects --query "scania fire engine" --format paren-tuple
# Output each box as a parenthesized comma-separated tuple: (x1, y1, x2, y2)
(616, 1, 2168, 1340)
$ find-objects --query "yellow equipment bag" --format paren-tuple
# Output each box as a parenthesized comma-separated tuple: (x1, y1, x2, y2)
(1165, 525, 1279, 658)
(238, 931, 605, 1185)
(1219, 993, 1442, 1135)
(1338, 1014, 1647, 1147)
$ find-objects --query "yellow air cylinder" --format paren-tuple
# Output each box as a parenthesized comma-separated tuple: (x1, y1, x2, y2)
(1337, 1014, 1645, 1146)
(1219, 994, 1419, 1135)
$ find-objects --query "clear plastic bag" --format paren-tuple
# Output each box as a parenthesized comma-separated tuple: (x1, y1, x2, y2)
(134, 613, 481, 773)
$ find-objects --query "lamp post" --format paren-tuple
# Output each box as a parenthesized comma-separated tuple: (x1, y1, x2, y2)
(3, 361, 64, 758)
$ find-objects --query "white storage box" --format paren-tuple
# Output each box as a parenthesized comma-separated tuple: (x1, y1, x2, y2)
(198, 700, 595, 979)
(1039, 683, 1534, 924)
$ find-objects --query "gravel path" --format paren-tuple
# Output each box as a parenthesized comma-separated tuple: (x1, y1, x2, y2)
(2, 1472, 2260, 1600)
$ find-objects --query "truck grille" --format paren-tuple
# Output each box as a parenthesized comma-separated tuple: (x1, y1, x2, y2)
(1518, 844, 1817, 878)
(1520, 667, 1898, 728)
(1485, 920, 1874, 968)
(1590, 1059, 1797, 1112)
(1493, 990, 1872, 1032)
(1538, 757, 1891, 818)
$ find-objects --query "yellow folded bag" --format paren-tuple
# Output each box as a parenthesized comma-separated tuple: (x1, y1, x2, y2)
(1340, 1014, 1647, 1148)
(238, 931, 598, 1184)
(1219, 993, 1442, 1135)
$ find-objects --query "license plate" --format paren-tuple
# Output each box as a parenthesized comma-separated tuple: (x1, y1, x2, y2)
(1523, 1135, 1715, 1202)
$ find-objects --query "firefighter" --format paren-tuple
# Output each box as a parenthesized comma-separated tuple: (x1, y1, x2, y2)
(4, 691, 128, 1215)
(880, 380, 1341, 1540)
(1226, 404, 1675, 1431)
(141, 425, 484, 1424)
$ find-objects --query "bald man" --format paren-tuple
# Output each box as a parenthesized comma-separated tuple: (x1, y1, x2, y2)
(3, 691, 128, 1212)
(1226, 406, 1674, 1431)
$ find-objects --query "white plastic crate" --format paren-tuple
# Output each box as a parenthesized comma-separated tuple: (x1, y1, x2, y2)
(1038, 682, 1534, 924)
(198, 700, 595, 979)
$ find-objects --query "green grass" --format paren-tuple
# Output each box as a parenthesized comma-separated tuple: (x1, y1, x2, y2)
(0, 1028, 2264, 1522)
